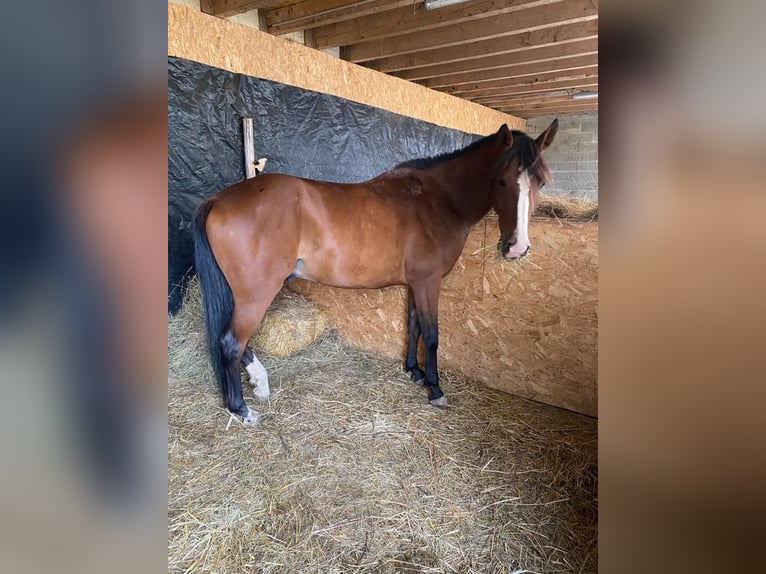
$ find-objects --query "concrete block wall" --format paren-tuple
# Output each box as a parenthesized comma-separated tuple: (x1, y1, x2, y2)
(526, 113, 598, 201)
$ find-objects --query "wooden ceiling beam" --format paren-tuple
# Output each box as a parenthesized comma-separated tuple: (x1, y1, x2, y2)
(264, 0, 412, 36)
(488, 93, 585, 106)
(363, 20, 598, 72)
(441, 65, 598, 94)
(340, 0, 598, 61)
(498, 100, 598, 114)
(312, 0, 548, 49)
(393, 38, 597, 81)
(420, 53, 598, 89)
(469, 79, 598, 100)
(519, 107, 597, 117)
(200, 0, 284, 18)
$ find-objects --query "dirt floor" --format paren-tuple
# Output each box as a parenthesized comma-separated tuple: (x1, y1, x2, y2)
(168, 330, 597, 573)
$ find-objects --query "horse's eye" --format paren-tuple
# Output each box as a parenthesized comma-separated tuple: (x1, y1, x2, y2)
(499, 178, 507, 187)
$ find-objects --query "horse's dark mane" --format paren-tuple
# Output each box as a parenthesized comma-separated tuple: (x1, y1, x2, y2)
(394, 132, 497, 169)
(394, 129, 552, 185)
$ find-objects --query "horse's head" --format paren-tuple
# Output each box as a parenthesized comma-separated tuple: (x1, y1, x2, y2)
(491, 120, 558, 260)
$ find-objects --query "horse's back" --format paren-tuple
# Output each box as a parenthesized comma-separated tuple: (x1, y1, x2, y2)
(204, 171, 448, 288)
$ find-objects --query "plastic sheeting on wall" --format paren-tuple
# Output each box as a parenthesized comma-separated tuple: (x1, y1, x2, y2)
(168, 57, 482, 312)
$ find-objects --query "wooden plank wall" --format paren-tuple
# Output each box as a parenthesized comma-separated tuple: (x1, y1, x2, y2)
(168, 3, 525, 135)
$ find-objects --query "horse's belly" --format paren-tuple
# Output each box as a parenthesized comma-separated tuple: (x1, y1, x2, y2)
(295, 250, 405, 288)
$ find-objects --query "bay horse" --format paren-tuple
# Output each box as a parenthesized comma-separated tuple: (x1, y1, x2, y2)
(193, 120, 558, 426)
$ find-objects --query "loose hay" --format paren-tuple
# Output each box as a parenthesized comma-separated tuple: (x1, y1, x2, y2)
(169, 287, 597, 573)
(535, 195, 598, 221)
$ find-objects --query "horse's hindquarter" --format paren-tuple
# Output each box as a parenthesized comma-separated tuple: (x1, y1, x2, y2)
(205, 176, 303, 296)
(295, 179, 419, 288)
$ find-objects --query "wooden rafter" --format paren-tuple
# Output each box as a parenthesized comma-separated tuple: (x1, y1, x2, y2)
(340, 0, 598, 61)
(501, 100, 598, 114)
(264, 0, 413, 35)
(441, 65, 599, 94)
(203, 0, 600, 118)
(469, 78, 598, 100)
(363, 19, 598, 72)
(420, 53, 598, 89)
(200, 0, 286, 18)
(311, 0, 549, 49)
(393, 38, 597, 81)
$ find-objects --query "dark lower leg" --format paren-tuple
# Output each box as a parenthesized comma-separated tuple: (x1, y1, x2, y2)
(241, 345, 254, 367)
(405, 290, 424, 383)
(220, 330, 248, 417)
(420, 322, 443, 402)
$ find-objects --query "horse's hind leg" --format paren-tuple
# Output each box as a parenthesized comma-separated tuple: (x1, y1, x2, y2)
(241, 345, 270, 403)
(219, 329, 258, 425)
(223, 282, 284, 424)
(405, 288, 425, 385)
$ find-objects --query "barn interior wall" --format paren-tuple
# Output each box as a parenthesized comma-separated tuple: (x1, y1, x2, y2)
(168, 2, 524, 136)
(527, 113, 599, 201)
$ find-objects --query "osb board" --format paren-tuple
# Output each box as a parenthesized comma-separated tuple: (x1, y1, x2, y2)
(291, 219, 598, 416)
(168, 3, 525, 135)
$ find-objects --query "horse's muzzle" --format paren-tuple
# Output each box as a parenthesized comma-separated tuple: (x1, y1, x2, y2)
(499, 240, 530, 260)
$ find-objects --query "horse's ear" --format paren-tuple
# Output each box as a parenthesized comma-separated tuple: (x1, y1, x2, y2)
(535, 118, 559, 151)
(498, 123, 513, 148)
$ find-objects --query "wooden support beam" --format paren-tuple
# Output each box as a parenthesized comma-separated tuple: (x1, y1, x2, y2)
(242, 118, 257, 179)
(487, 96, 598, 115)
(484, 94, 582, 108)
(264, 0, 412, 36)
(441, 65, 599, 94)
(363, 20, 598, 71)
(312, 0, 546, 49)
(394, 38, 597, 81)
(341, 0, 598, 61)
(469, 78, 598, 100)
(473, 85, 598, 107)
(520, 107, 596, 117)
(499, 100, 598, 114)
(420, 53, 598, 89)
(200, 0, 284, 18)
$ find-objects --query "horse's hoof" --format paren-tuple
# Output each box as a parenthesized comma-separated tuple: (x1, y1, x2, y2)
(243, 407, 262, 427)
(413, 377, 425, 386)
(253, 389, 270, 404)
(429, 396, 449, 408)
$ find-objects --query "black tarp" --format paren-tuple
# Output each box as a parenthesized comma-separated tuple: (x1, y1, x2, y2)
(168, 57, 482, 312)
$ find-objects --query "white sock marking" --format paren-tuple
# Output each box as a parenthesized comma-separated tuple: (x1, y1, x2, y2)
(246, 356, 270, 403)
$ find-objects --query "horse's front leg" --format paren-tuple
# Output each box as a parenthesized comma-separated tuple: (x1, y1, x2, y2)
(405, 288, 425, 385)
(410, 275, 448, 407)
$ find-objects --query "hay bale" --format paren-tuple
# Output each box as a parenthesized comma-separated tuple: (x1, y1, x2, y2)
(252, 289, 329, 358)
(168, 277, 328, 382)
(535, 194, 598, 221)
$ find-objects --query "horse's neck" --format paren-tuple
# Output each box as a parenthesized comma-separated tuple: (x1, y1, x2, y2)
(432, 157, 494, 227)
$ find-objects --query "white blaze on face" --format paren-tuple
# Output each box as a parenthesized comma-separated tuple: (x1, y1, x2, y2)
(505, 168, 531, 259)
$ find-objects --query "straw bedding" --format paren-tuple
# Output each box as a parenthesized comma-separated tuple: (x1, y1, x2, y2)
(534, 196, 598, 222)
(168, 285, 597, 573)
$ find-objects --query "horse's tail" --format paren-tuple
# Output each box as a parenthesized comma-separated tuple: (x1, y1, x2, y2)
(192, 200, 233, 405)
